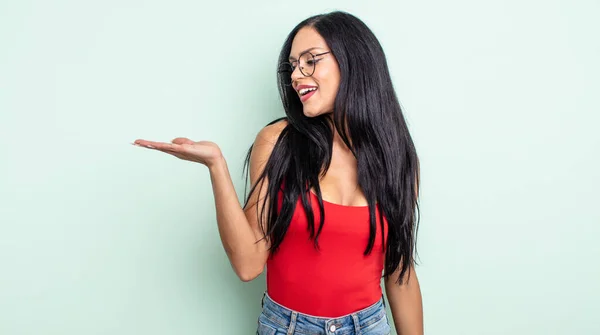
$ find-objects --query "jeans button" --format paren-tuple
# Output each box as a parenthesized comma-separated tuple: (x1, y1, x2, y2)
(329, 324, 336, 332)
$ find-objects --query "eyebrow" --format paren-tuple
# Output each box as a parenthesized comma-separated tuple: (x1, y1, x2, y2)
(288, 47, 324, 61)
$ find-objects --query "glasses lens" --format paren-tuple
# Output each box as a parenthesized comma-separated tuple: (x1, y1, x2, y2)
(299, 53, 315, 77)
(278, 62, 293, 86)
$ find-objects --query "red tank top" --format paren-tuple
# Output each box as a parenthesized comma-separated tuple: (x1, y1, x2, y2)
(266, 190, 388, 317)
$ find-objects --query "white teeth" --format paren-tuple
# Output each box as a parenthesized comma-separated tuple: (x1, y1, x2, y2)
(299, 87, 317, 96)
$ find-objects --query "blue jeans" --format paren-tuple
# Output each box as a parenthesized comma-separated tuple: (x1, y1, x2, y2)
(257, 292, 392, 335)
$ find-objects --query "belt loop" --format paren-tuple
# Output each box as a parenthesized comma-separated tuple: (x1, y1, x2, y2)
(352, 313, 361, 334)
(287, 311, 298, 335)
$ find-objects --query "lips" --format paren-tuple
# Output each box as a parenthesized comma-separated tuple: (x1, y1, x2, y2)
(296, 85, 318, 102)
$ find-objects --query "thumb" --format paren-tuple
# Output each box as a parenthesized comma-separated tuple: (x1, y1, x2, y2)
(172, 137, 194, 145)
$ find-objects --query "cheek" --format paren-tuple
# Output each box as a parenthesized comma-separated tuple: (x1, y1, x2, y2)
(320, 65, 340, 94)
(318, 75, 339, 107)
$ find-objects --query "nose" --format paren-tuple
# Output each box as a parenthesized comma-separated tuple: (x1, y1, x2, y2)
(290, 65, 304, 84)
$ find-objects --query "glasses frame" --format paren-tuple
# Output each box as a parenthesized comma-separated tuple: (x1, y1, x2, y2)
(278, 51, 331, 86)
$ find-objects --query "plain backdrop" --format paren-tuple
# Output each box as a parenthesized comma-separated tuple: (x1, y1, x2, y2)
(1, 0, 599, 334)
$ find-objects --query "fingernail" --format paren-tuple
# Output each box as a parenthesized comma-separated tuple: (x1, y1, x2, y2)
(146, 145, 155, 148)
(131, 142, 140, 147)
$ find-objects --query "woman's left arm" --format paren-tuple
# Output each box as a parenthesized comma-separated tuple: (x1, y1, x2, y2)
(384, 266, 424, 335)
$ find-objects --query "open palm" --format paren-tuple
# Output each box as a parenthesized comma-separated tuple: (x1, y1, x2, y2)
(133, 137, 222, 167)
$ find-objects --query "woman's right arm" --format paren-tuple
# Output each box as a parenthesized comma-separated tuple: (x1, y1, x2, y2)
(134, 120, 286, 282)
(207, 121, 286, 281)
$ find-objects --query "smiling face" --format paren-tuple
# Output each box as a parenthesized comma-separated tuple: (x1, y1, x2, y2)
(289, 27, 341, 118)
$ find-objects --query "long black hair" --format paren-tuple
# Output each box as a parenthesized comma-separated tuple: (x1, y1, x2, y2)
(243, 11, 420, 284)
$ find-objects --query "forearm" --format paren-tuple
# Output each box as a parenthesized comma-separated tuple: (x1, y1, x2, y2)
(208, 157, 265, 280)
(385, 268, 424, 335)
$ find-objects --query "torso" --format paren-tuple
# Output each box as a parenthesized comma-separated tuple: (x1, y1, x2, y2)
(266, 127, 387, 317)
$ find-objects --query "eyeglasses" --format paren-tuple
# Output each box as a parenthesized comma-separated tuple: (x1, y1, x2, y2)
(278, 51, 331, 86)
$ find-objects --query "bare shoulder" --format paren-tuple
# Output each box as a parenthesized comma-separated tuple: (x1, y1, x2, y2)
(249, 119, 288, 178)
(255, 118, 288, 146)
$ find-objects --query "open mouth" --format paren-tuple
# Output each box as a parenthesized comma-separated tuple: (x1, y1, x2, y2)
(298, 87, 317, 102)
(299, 87, 317, 96)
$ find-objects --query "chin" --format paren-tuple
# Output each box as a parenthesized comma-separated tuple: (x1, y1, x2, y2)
(302, 107, 332, 118)
(303, 111, 320, 118)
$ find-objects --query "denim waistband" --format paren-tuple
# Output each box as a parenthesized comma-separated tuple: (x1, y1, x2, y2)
(259, 292, 389, 335)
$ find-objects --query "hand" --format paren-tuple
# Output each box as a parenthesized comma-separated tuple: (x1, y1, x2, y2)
(132, 137, 223, 168)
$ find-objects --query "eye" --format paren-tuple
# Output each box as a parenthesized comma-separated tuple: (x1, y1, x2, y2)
(307, 58, 323, 66)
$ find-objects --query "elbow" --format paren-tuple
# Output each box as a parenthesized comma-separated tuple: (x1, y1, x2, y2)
(226, 246, 266, 282)
(235, 265, 264, 282)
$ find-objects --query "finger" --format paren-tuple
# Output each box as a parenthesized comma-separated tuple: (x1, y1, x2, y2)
(133, 139, 163, 148)
(172, 137, 194, 145)
(134, 142, 196, 162)
(153, 143, 182, 153)
(134, 139, 180, 152)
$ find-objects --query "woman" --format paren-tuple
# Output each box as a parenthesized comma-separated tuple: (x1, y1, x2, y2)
(134, 11, 423, 335)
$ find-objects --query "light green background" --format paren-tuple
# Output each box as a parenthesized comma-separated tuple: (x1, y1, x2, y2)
(1, 0, 599, 334)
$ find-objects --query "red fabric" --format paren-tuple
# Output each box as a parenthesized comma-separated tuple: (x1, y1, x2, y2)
(266, 190, 388, 317)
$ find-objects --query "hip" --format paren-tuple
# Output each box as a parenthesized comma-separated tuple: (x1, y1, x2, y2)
(257, 292, 391, 335)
